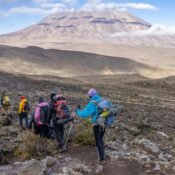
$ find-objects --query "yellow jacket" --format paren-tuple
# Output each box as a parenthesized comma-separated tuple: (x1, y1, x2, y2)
(18, 99, 27, 114)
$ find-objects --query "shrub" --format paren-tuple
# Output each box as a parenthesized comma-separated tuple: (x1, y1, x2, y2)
(72, 120, 95, 146)
(15, 131, 56, 160)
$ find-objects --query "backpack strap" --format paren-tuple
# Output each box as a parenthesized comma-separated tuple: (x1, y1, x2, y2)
(91, 98, 104, 119)
(91, 98, 104, 107)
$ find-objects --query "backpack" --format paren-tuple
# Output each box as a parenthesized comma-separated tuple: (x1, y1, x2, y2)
(3, 95, 10, 106)
(93, 98, 121, 128)
(40, 105, 49, 124)
(55, 99, 70, 119)
(23, 101, 30, 112)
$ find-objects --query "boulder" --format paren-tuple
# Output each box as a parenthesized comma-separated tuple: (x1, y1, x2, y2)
(43, 156, 57, 167)
(119, 123, 140, 136)
(18, 159, 46, 175)
(95, 165, 104, 175)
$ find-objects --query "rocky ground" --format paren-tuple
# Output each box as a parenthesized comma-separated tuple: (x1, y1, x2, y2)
(0, 72, 175, 175)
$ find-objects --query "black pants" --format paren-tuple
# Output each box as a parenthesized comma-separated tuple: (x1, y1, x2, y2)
(35, 124, 49, 138)
(55, 124, 64, 148)
(19, 112, 28, 129)
(93, 125, 105, 161)
(29, 112, 35, 130)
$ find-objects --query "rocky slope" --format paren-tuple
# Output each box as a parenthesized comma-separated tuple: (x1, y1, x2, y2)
(0, 72, 175, 175)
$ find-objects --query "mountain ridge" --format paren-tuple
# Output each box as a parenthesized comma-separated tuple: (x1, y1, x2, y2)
(0, 44, 164, 78)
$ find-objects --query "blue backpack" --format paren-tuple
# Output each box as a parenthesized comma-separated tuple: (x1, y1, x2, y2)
(93, 98, 122, 128)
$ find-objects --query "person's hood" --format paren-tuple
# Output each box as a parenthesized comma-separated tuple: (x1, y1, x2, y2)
(38, 102, 48, 107)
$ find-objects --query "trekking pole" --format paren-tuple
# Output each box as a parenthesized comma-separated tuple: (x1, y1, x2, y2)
(65, 122, 74, 148)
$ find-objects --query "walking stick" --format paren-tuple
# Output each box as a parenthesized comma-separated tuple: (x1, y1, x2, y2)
(65, 122, 73, 147)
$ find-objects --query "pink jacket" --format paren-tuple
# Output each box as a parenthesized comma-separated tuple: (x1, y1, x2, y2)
(34, 102, 48, 125)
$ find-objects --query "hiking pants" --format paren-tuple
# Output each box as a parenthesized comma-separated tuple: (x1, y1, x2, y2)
(40, 124, 49, 138)
(55, 124, 64, 148)
(29, 112, 35, 130)
(19, 112, 28, 129)
(93, 125, 105, 161)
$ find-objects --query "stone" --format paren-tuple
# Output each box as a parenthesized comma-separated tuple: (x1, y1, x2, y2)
(157, 131, 169, 139)
(43, 156, 57, 167)
(18, 159, 46, 175)
(73, 163, 93, 174)
(139, 139, 160, 154)
(119, 123, 140, 136)
(95, 165, 104, 175)
(0, 117, 11, 126)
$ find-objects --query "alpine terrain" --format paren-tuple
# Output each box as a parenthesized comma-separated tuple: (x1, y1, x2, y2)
(0, 8, 175, 175)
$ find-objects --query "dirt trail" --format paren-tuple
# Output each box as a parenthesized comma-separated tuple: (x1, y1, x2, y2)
(66, 145, 143, 175)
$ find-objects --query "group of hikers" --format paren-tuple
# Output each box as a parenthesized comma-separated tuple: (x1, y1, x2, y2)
(1, 88, 120, 165)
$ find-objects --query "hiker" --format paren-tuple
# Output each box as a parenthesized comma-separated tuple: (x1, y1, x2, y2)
(48, 92, 57, 138)
(29, 112, 37, 133)
(48, 92, 57, 127)
(1, 91, 11, 115)
(76, 88, 106, 165)
(34, 97, 50, 138)
(53, 90, 73, 153)
(18, 96, 30, 130)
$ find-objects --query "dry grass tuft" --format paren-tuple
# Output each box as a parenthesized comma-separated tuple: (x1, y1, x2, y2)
(72, 120, 95, 146)
(15, 131, 56, 160)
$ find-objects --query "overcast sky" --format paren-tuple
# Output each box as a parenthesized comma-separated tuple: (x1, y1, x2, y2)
(0, 0, 174, 34)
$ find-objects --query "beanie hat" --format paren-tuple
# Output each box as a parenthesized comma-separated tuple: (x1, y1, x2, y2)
(39, 97, 45, 103)
(88, 88, 97, 97)
(50, 92, 56, 101)
(21, 96, 26, 100)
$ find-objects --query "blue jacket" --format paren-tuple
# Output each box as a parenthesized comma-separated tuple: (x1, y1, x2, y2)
(76, 94, 102, 124)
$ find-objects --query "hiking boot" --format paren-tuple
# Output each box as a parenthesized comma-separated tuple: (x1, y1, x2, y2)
(20, 126, 25, 132)
(59, 145, 67, 153)
(98, 160, 106, 165)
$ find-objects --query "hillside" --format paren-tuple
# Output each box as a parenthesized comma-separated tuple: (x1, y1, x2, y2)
(0, 45, 162, 78)
(0, 72, 175, 175)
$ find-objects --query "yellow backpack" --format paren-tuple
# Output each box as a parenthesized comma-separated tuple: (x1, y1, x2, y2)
(3, 95, 10, 106)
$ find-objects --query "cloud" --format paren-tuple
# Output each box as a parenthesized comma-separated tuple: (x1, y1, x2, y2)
(33, 0, 52, 4)
(81, 2, 157, 11)
(6, 1, 157, 16)
(110, 25, 175, 36)
(9, 5, 65, 15)
(122, 3, 157, 10)
(61, 0, 78, 4)
(41, 3, 66, 9)
(87, 0, 102, 4)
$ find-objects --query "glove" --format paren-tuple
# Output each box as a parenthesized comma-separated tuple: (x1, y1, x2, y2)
(77, 105, 81, 110)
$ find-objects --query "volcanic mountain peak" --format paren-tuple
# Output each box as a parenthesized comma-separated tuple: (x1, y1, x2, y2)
(26, 10, 150, 34)
(0, 10, 175, 49)
(0, 10, 150, 41)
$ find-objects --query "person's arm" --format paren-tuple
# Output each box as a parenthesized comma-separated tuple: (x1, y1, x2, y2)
(76, 102, 96, 119)
(34, 106, 40, 123)
(18, 101, 22, 114)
